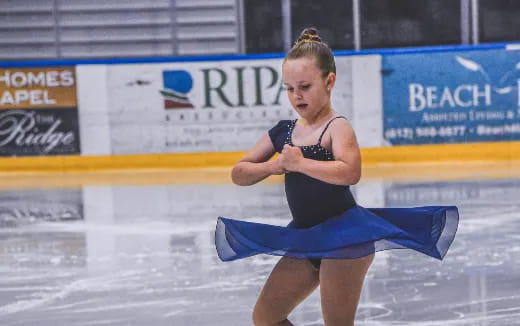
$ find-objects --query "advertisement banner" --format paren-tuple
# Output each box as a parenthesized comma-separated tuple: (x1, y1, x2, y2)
(0, 108, 81, 156)
(0, 67, 80, 156)
(383, 49, 520, 145)
(106, 58, 353, 154)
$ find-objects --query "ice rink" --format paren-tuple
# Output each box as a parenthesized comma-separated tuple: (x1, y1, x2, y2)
(0, 163, 519, 326)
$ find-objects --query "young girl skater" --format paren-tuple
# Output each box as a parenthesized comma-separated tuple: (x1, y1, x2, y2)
(215, 28, 458, 326)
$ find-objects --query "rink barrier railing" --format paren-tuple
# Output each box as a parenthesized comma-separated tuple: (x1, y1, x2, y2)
(0, 42, 517, 67)
(1, 141, 520, 173)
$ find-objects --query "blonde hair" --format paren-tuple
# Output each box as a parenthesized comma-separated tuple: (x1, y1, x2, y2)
(285, 27, 336, 77)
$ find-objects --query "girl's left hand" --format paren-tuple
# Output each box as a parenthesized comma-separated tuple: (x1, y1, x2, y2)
(280, 144, 304, 172)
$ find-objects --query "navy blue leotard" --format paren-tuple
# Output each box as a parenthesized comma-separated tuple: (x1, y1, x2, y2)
(269, 117, 356, 230)
(269, 117, 358, 268)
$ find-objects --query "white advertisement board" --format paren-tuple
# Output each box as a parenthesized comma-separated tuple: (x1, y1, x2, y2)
(104, 57, 355, 154)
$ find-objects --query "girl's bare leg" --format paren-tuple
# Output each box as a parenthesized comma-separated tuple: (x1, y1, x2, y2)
(253, 257, 320, 326)
(319, 255, 374, 326)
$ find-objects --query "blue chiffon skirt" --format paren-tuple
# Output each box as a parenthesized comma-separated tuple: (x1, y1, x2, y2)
(215, 205, 459, 261)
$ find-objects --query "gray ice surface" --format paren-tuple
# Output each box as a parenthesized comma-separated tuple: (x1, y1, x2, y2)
(0, 176, 519, 325)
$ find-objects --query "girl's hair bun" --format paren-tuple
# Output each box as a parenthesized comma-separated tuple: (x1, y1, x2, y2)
(295, 27, 322, 46)
(286, 27, 336, 77)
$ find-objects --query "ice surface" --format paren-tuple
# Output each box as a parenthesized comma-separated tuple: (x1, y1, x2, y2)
(0, 171, 519, 325)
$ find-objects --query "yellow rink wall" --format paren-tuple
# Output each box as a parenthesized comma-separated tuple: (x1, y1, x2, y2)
(1, 141, 519, 174)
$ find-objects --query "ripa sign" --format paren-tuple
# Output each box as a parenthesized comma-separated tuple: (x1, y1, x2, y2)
(106, 58, 352, 154)
(159, 65, 286, 110)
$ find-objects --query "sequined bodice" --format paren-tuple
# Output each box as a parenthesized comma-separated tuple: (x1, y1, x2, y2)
(285, 119, 335, 161)
(268, 118, 357, 228)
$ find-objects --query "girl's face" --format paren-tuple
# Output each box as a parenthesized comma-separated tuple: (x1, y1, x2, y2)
(282, 57, 334, 120)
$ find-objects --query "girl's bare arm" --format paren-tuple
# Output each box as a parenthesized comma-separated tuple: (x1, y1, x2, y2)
(231, 134, 285, 186)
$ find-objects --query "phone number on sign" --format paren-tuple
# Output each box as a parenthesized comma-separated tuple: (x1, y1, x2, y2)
(385, 125, 466, 140)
